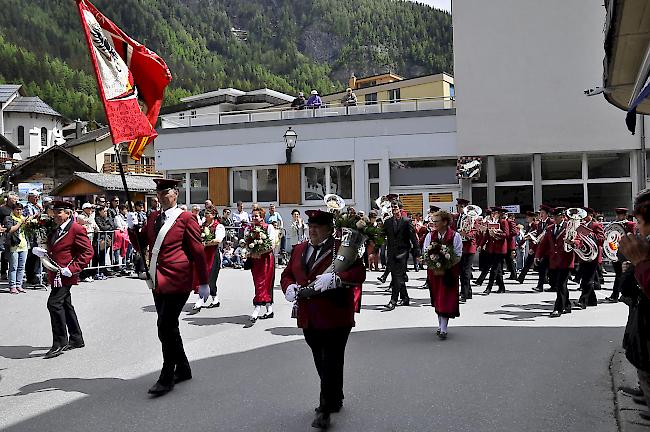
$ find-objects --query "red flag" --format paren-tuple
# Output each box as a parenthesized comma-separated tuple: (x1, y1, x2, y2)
(76, 0, 171, 160)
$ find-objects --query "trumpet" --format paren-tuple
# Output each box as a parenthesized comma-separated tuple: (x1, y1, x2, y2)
(564, 208, 599, 262)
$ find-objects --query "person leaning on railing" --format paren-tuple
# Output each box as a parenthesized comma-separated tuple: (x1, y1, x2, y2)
(76, 203, 99, 282)
(93, 206, 116, 278)
(341, 88, 357, 107)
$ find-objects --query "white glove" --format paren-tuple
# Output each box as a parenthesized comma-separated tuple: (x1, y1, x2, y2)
(314, 272, 339, 292)
(33, 247, 47, 258)
(198, 283, 210, 300)
(126, 213, 138, 229)
(285, 284, 298, 302)
(60, 267, 72, 277)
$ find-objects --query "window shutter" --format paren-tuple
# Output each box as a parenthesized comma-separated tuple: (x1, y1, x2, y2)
(278, 163, 301, 205)
(208, 168, 229, 206)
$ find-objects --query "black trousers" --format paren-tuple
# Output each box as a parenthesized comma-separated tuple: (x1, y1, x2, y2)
(153, 291, 191, 385)
(478, 249, 489, 272)
(612, 261, 623, 299)
(578, 260, 598, 307)
(460, 252, 474, 299)
(517, 254, 535, 283)
(505, 250, 517, 278)
(535, 257, 549, 290)
(486, 253, 505, 292)
(209, 249, 221, 297)
(411, 250, 420, 271)
(303, 327, 351, 413)
(549, 268, 570, 313)
(47, 285, 84, 348)
(389, 253, 409, 302)
(25, 248, 39, 282)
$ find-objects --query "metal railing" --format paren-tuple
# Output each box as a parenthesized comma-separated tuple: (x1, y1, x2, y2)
(82, 230, 132, 275)
(102, 162, 161, 175)
(160, 96, 455, 129)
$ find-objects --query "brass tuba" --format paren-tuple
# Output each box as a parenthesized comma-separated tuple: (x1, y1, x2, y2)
(375, 196, 392, 218)
(324, 194, 346, 213)
(603, 222, 626, 262)
(564, 208, 599, 262)
(459, 205, 482, 240)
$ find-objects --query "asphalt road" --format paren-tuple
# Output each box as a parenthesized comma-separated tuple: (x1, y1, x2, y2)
(0, 268, 626, 431)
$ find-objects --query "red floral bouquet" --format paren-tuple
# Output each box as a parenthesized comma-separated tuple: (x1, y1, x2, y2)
(423, 240, 458, 275)
(244, 225, 273, 255)
(23, 214, 56, 246)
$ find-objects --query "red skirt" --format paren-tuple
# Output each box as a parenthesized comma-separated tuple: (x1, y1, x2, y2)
(193, 245, 217, 292)
(250, 251, 275, 305)
(427, 266, 460, 318)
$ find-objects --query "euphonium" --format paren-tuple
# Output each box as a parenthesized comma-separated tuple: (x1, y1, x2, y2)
(603, 222, 626, 262)
(324, 194, 346, 213)
(564, 208, 599, 262)
(459, 205, 482, 240)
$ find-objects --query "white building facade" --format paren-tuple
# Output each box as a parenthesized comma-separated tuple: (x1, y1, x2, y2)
(453, 0, 645, 215)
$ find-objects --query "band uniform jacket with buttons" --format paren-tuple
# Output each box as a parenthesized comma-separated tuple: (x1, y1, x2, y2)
(281, 239, 366, 329)
(46, 220, 94, 286)
(129, 209, 208, 295)
(507, 219, 518, 252)
(479, 218, 509, 255)
(535, 222, 578, 269)
(383, 216, 421, 260)
(452, 213, 477, 254)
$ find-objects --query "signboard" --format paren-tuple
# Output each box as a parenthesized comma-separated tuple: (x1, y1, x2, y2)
(456, 156, 483, 179)
(18, 182, 43, 203)
(398, 194, 423, 216)
(502, 204, 521, 214)
(428, 192, 455, 212)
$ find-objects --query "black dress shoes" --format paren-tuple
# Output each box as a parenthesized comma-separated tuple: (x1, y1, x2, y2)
(148, 381, 174, 396)
(532, 286, 543, 292)
(549, 310, 561, 318)
(174, 370, 192, 384)
(482, 289, 491, 295)
(311, 411, 331, 429)
(260, 312, 274, 319)
(459, 296, 466, 303)
(44, 345, 66, 359)
(385, 301, 396, 311)
(544, 288, 556, 292)
(377, 275, 387, 284)
(621, 386, 644, 397)
(64, 342, 85, 351)
(397, 298, 410, 306)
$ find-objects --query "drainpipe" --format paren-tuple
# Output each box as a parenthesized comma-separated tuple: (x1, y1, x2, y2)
(642, 115, 647, 191)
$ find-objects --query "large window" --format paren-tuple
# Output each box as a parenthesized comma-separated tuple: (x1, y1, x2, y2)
(169, 173, 187, 205)
(495, 156, 531, 182)
(40, 127, 48, 147)
(304, 163, 353, 201)
(368, 163, 380, 210)
(542, 184, 583, 208)
(189, 172, 208, 203)
(390, 159, 457, 186)
(495, 185, 533, 212)
(541, 154, 582, 180)
(17, 126, 24, 146)
(388, 88, 401, 103)
(472, 186, 487, 209)
(365, 93, 378, 105)
(588, 183, 632, 217)
(232, 167, 277, 204)
(588, 153, 630, 178)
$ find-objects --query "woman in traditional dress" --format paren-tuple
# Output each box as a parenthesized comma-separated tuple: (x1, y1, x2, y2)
(247, 206, 276, 322)
(423, 210, 463, 339)
(190, 208, 225, 314)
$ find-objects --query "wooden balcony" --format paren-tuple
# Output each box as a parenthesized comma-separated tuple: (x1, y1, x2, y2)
(102, 162, 160, 176)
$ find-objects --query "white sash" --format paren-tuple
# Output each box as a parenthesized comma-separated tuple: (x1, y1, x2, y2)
(146, 207, 183, 290)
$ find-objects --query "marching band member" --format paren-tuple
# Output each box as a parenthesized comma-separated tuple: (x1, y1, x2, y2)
(128, 178, 209, 395)
(505, 212, 519, 280)
(452, 198, 477, 302)
(189, 208, 225, 314)
(247, 206, 276, 323)
(607, 208, 638, 302)
(281, 210, 365, 430)
(33, 201, 93, 359)
(535, 207, 576, 317)
(519, 205, 554, 290)
(475, 207, 509, 294)
(516, 211, 539, 287)
(423, 210, 462, 339)
(575, 207, 605, 308)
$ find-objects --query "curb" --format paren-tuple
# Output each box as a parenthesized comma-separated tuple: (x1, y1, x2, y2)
(610, 348, 650, 431)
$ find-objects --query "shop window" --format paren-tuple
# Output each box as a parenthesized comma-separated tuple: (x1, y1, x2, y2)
(189, 172, 208, 204)
(541, 154, 582, 180)
(588, 183, 632, 217)
(232, 169, 253, 203)
(542, 184, 584, 208)
(256, 168, 278, 202)
(495, 155, 531, 182)
(169, 173, 187, 205)
(304, 164, 353, 201)
(390, 159, 457, 186)
(588, 152, 630, 178)
(232, 168, 278, 204)
(495, 185, 533, 212)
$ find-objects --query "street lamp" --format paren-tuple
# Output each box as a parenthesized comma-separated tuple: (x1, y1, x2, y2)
(284, 127, 297, 164)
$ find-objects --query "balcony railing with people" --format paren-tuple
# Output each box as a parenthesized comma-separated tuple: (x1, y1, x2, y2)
(160, 96, 455, 129)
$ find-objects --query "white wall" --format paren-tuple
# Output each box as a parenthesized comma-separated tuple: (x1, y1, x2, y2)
(2, 112, 63, 158)
(453, 0, 641, 155)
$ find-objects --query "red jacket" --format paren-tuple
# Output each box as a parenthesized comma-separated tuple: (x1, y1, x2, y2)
(483, 218, 509, 255)
(46, 220, 94, 286)
(130, 209, 208, 295)
(452, 213, 477, 254)
(414, 222, 428, 249)
(535, 222, 575, 269)
(281, 240, 366, 329)
(507, 219, 518, 251)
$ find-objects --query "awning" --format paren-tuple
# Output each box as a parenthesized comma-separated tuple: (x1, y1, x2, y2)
(603, 0, 650, 114)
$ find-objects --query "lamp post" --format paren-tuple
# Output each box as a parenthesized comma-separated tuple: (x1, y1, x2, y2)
(284, 127, 297, 164)
(3, 160, 12, 193)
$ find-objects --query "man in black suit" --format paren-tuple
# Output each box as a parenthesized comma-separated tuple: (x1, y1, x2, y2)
(384, 199, 420, 310)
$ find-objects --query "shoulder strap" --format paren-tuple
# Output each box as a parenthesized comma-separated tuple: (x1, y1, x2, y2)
(147, 207, 183, 290)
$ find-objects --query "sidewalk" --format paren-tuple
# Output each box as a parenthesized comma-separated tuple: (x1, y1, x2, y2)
(611, 348, 650, 431)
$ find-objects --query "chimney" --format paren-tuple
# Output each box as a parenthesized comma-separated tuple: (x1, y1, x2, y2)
(348, 74, 357, 90)
(75, 120, 83, 139)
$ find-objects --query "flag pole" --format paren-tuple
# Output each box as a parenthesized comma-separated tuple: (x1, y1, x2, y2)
(113, 141, 152, 281)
